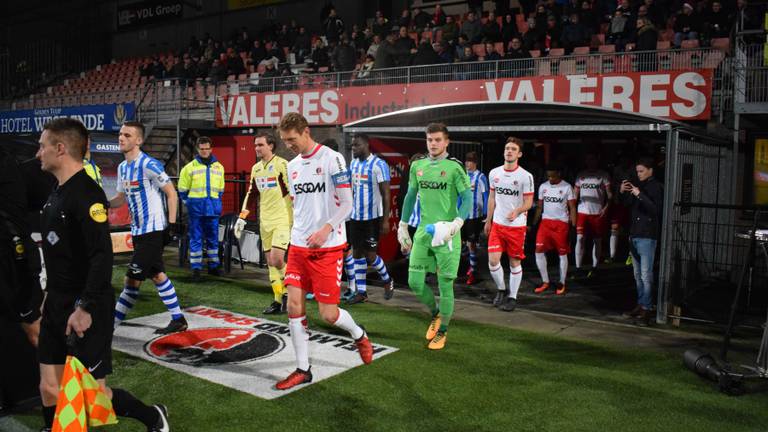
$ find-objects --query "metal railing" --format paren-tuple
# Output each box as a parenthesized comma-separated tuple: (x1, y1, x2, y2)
(733, 43, 768, 106)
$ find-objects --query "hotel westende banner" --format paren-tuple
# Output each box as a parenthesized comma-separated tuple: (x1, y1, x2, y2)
(216, 69, 713, 128)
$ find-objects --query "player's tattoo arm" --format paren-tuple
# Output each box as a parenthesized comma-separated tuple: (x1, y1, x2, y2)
(161, 182, 178, 224)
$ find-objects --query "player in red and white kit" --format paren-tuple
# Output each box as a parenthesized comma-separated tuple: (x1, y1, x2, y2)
(532, 166, 576, 295)
(574, 153, 612, 278)
(275, 113, 373, 391)
(484, 137, 535, 312)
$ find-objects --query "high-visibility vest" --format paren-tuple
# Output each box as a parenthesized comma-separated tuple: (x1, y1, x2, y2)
(178, 156, 225, 217)
(83, 158, 102, 187)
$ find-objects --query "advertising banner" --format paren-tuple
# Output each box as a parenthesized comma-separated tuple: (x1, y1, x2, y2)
(118, 0, 183, 30)
(216, 70, 713, 128)
(0, 103, 135, 134)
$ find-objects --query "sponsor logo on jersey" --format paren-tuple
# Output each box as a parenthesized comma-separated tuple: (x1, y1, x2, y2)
(316, 167, 323, 175)
(493, 177, 499, 183)
(580, 183, 602, 190)
(294, 182, 327, 194)
(419, 180, 447, 190)
(543, 196, 564, 203)
(291, 171, 298, 180)
(89, 203, 108, 223)
(496, 187, 520, 196)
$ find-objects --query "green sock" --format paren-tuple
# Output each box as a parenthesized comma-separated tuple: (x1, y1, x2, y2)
(437, 275, 456, 329)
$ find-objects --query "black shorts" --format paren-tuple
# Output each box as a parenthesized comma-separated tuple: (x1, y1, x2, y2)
(126, 231, 165, 281)
(348, 218, 381, 253)
(38, 292, 114, 379)
(461, 218, 483, 243)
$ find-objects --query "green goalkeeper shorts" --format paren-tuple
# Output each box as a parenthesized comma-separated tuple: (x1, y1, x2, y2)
(408, 226, 462, 278)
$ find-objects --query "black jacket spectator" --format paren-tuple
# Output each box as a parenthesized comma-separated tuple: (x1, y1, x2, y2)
(250, 41, 267, 65)
(704, 2, 730, 38)
(411, 41, 441, 65)
(442, 17, 460, 45)
(461, 12, 482, 43)
(580, 2, 600, 33)
(372, 16, 389, 39)
(208, 59, 226, 82)
(413, 8, 431, 30)
(482, 13, 503, 42)
(505, 42, 531, 60)
(432, 5, 446, 27)
(373, 36, 397, 69)
(324, 9, 345, 43)
(635, 21, 658, 51)
(293, 28, 311, 59)
(522, 20, 544, 51)
(674, 9, 702, 34)
(331, 39, 357, 72)
(393, 32, 417, 67)
(561, 15, 591, 51)
(501, 14, 519, 46)
(397, 9, 412, 29)
(310, 42, 330, 72)
(643, 0, 665, 28)
(620, 176, 663, 240)
(226, 53, 245, 76)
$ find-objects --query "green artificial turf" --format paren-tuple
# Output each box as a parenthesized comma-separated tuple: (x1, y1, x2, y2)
(11, 268, 768, 432)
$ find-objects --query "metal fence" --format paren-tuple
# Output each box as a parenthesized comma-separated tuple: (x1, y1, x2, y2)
(734, 43, 768, 105)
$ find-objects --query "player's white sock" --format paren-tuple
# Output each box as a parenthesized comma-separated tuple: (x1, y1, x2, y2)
(344, 254, 356, 291)
(592, 241, 601, 268)
(333, 308, 364, 340)
(114, 285, 139, 327)
(288, 315, 310, 371)
(354, 258, 367, 293)
(508, 265, 523, 299)
(575, 234, 585, 268)
(559, 255, 569, 284)
(489, 263, 505, 291)
(610, 231, 618, 259)
(371, 255, 391, 282)
(535, 253, 549, 284)
(155, 278, 183, 320)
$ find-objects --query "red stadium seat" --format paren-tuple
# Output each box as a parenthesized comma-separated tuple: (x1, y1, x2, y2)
(549, 48, 565, 57)
(681, 39, 700, 49)
(710, 38, 730, 53)
(598, 44, 615, 53)
(529, 50, 541, 58)
(591, 34, 605, 48)
(656, 41, 671, 50)
(573, 46, 590, 55)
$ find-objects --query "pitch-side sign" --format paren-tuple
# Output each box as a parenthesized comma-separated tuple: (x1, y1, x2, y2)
(216, 70, 712, 127)
(0, 103, 135, 134)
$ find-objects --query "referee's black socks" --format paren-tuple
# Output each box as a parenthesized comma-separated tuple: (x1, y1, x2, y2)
(42, 405, 56, 428)
(111, 388, 159, 427)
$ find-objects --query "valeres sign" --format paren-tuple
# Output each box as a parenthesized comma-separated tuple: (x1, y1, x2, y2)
(216, 69, 713, 128)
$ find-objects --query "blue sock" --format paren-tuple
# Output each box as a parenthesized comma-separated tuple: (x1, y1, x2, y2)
(114, 285, 139, 327)
(371, 256, 391, 282)
(155, 278, 184, 320)
(344, 254, 356, 288)
(354, 258, 368, 294)
(469, 252, 477, 271)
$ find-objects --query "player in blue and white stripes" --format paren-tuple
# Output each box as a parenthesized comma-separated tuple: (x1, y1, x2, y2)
(109, 121, 187, 335)
(463, 152, 489, 285)
(345, 135, 395, 304)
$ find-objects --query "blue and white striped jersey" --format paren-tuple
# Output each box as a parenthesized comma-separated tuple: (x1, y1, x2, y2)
(117, 151, 172, 236)
(350, 154, 391, 221)
(467, 169, 489, 219)
(407, 194, 421, 228)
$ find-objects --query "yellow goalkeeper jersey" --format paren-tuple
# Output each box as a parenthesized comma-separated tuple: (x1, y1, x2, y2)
(242, 155, 293, 228)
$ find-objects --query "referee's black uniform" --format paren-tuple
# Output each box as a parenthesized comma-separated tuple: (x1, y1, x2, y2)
(38, 169, 114, 378)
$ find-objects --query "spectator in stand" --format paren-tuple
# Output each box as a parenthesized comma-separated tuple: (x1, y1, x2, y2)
(398, 8, 412, 29)
(413, 7, 431, 31)
(367, 34, 382, 59)
(251, 40, 266, 65)
(674, 3, 701, 47)
(309, 38, 330, 72)
(642, 0, 664, 29)
(373, 32, 397, 69)
(265, 41, 284, 62)
(139, 59, 152, 78)
(535, 5, 550, 30)
(208, 58, 226, 82)
(195, 55, 209, 79)
(485, 42, 502, 60)
(561, 12, 592, 53)
(203, 40, 215, 62)
(432, 4, 446, 27)
(324, 7, 345, 44)
(704, 1, 730, 40)
(394, 26, 417, 67)
(468, 0, 484, 16)
(505, 37, 531, 59)
(351, 26, 368, 53)
(616, 0, 632, 17)
(607, 9, 629, 50)
(544, 15, 562, 52)
(236, 31, 251, 53)
(412, 39, 441, 66)
(459, 45, 478, 63)
(261, 60, 279, 78)
(462, 11, 483, 44)
(293, 27, 311, 62)
(227, 50, 246, 76)
(372, 15, 389, 39)
(501, 14, 519, 48)
(482, 11, 503, 42)
(627, 4, 649, 40)
(180, 55, 198, 81)
(520, 0, 537, 17)
(442, 15, 460, 46)
(332, 36, 357, 72)
(523, 18, 544, 51)
(454, 34, 472, 60)
(434, 41, 454, 63)
(580, 1, 599, 34)
(278, 65, 296, 90)
(151, 57, 165, 79)
(544, 0, 564, 21)
(213, 40, 225, 59)
(356, 54, 375, 81)
(632, 17, 658, 70)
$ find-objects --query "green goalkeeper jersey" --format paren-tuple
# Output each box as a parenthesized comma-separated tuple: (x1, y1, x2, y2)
(409, 155, 471, 227)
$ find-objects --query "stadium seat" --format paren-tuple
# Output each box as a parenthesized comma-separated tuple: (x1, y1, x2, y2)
(598, 44, 615, 53)
(573, 46, 590, 55)
(549, 48, 564, 57)
(591, 34, 605, 49)
(711, 38, 730, 53)
(681, 39, 700, 49)
(529, 50, 541, 58)
(703, 51, 725, 68)
(656, 41, 671, 50)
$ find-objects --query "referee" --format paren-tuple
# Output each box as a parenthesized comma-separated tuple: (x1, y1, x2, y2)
(36, 119, 169, 431)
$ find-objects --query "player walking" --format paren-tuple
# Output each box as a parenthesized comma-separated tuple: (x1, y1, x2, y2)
(574, 153, 612, 277)
(462, 151, 489, 285)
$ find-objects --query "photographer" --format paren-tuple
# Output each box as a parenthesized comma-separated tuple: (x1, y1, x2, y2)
(619, 157, 663, 326)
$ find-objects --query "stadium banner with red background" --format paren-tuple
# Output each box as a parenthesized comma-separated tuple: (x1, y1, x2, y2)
(216, 69, 713, 128)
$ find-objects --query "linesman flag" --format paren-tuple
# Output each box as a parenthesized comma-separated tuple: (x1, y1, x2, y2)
(52, 355, 118, 431)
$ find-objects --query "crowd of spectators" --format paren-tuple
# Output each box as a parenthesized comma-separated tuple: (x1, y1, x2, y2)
(136, 0, 760, 87)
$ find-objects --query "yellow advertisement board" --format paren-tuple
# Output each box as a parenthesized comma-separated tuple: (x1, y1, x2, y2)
(756, 139, 768, 204)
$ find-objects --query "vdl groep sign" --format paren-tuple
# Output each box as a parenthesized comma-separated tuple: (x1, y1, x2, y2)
(0, 103, 135, 134)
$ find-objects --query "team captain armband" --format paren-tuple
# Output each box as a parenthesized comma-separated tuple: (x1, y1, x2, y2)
(331, 171, 351, 188)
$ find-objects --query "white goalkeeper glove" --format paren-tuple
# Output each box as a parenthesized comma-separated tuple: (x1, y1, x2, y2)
(234, 210, 247, 238)
(397, 221, 413, 251)
(426, 217, 464, 250)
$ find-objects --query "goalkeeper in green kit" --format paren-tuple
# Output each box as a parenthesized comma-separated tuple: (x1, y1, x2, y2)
(397, 123, 472, 350)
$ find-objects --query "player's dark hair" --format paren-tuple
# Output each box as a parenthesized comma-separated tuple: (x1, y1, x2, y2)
(506, 136, 523, 151)
(122, 121, 145, 140)
(636, 156, 655, 170)
(353, 134, 370, 146)
(465, 151, 478, 163)
(255, 131, 277, 151)
(196, 136, 212, 148)
(42, 118, 88, 160)
(426, 122, 449, 138)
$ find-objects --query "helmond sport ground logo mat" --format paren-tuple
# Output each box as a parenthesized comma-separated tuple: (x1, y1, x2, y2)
(112, 306, 398, 399)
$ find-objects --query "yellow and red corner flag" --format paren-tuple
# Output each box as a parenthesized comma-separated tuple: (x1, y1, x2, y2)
(52, 355, 118, 431)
